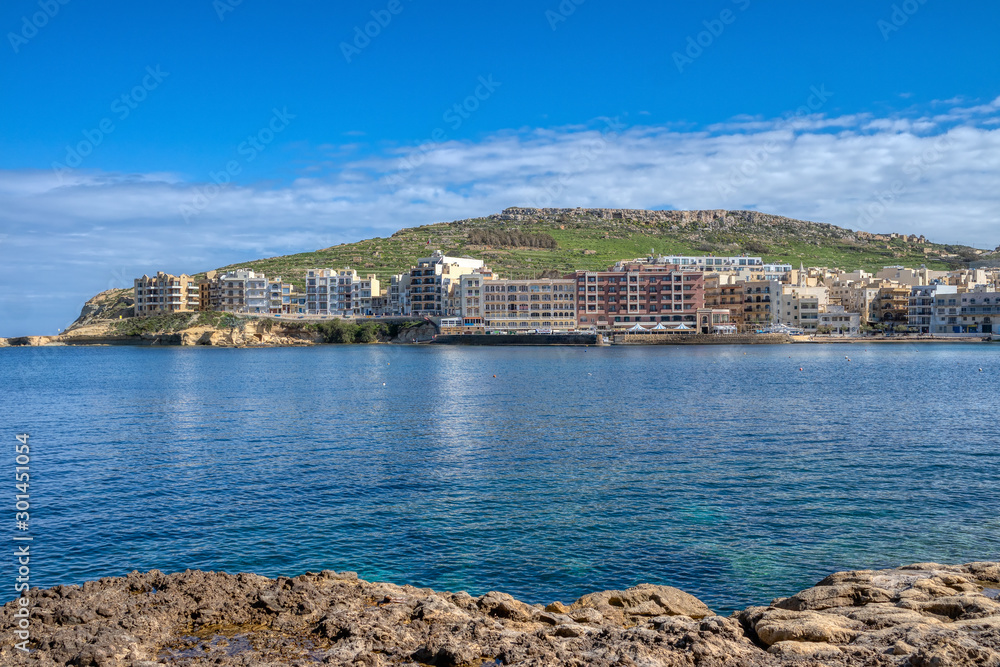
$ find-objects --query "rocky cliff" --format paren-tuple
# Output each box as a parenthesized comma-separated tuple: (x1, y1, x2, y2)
(2, 562, 999, 666)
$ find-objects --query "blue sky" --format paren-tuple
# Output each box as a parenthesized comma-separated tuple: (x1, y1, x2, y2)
(1, 0, 999, 335)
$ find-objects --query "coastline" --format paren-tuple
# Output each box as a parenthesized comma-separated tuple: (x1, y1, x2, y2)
(3, 562, 998, 665)
(0, 332, 993, 348)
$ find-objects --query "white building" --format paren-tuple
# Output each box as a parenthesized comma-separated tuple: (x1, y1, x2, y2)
(305, 268, 362, 316)
(958, 285, 998, 335)
(909, 284, 957, 334)
(407, 251, 485, 317)
(389, 274, 410, 316)
(206, 269, 269, 313)
(818, 306, 861, 335)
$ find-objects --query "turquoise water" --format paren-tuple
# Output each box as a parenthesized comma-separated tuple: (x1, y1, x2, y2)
(2, 344, 998, 613)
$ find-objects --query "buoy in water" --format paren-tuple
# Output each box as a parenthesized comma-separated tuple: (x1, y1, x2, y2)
(799, 367, 803, 371)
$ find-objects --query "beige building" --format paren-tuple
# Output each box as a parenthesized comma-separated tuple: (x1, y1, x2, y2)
(134, 272, 200, 316)
(199, 269, 269, 313)
(876, 266, 948, 287)
(352, 274, 381, 317)
(776, 286, 829, 332)
(704, 273, 745, 331)
(742, 279, 780, 330)
(456, 268, 495, 326)
(483, 277, 576, 331)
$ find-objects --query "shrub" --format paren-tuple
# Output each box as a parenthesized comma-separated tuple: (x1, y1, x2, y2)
(468, 229, 557, 248)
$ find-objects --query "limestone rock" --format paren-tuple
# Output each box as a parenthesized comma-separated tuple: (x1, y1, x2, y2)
(4, 562, 1000, 666)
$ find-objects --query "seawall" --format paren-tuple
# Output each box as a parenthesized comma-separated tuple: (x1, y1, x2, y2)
(614, 333, 792, 345)
(432, 333, 602, 346)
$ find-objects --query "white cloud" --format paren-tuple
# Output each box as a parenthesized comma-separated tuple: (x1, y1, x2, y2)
(1, 99, 999, 335)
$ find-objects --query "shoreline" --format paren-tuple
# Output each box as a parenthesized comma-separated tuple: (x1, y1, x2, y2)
(0, 333, 994, 348)
(2, 561, 998, 665)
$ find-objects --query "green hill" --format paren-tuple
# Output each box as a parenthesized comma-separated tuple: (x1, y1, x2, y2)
(211, 207, 993, 288)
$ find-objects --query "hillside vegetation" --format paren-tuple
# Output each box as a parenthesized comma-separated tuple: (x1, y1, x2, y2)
(213, 208, 994, 289)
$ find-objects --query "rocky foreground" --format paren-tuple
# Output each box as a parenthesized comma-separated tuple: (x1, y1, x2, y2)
(2, 563, 1000, 666)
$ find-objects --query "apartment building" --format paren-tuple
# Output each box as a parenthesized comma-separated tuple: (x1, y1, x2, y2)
(245, 273, 269, 313)
(874, 285, 912, 325)
(268, 278, 305, 315)
(351, 274, 381, 317)
(958, 285, 999, 334)
(775, 286, 829, 332)
(456, 268, 494, 326)
(134, 272, 200, 316)
(303, 268, 360, 316)
(908, 284, 957, 333)
(482, 278, 576, 331)
(652, 254, 764, 271)
(388, 274, 410, 316)
(876, 266, 948, 287)
(197, 268, 270, 313)
(574, 263, 705, 329)
(742, 279, 780, 330)
(704, 273, 745, 332)
(819, 306, 861, 335)
(407, 251, 485, 317)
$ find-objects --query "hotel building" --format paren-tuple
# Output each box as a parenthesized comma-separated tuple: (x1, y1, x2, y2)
(573, 263, 706, 329)
(134, 272, 200, 316)
(482, 277, 576, 331)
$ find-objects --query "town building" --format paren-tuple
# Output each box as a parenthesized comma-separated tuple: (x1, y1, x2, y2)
(304, 268, 363, 316)
(704, 273, 745, 332)
(574, 263, 705, 329)
(351, 274, 381, 317)
(407, 251, 486, 317)
(456, 268, 495, 327)
(908, 284, 958, 333)
(388, 274, 410, 316)
(198, 268, 269, 313)
(742, 279, 780, 330)
(483, 277, 576, 331)
(775, 286, 829, 332)
(874, 284, 912, 326)
(134, 272, 200, 316)
(958, 285, 999, 334)
(245, 273, 269, 313)
(818, 306, 861, 335)
(268, 278, 304, 315)
(696, 308, 736, 334)
(876, 266, 948, 287)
